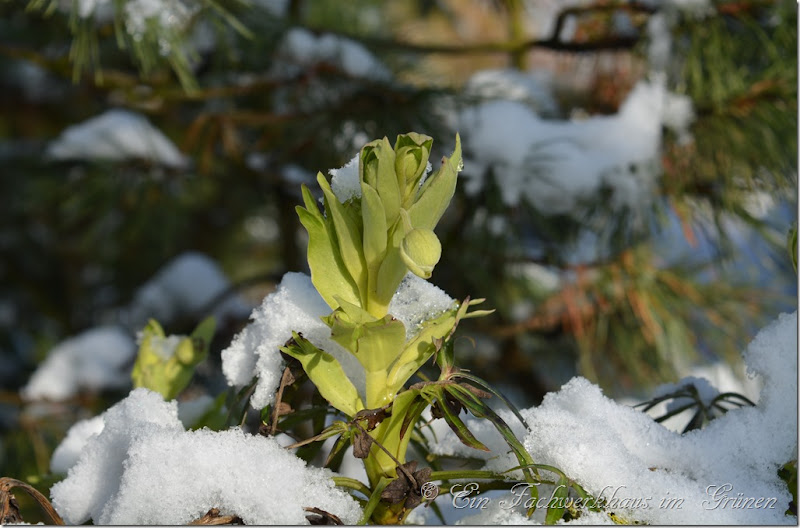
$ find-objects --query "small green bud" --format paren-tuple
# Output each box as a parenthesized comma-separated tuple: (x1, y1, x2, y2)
(400, 228, 442, 279)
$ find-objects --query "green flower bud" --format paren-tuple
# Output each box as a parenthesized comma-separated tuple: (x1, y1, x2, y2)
(400, 228, 442, 279)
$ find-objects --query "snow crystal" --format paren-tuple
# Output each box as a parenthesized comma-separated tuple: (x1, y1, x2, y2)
(519, 311, 797, 524)
(21, 326, 135, 401)
(459, 78, 669, 217)
(50, 388, 361, 525)
(124, 252, 251, 329)
(221, 272, 364, 409)
(272, 27, 390, 81)
(46, 109, 189, 168)
(389, 273, 456, 339)
(329, 154, 361, 202)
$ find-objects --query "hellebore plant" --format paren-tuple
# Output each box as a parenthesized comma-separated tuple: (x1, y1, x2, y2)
(276, 133, 551, 524)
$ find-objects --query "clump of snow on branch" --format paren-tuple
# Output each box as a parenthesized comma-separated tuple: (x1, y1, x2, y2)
(516, 311, 797, 525)
(123, 0, 195, 44)
(459, 77, 671, 216)
(123, 252, 251, 330)
(221, 271, 455, 409)
(46, 109, 189, 169)
(20, 326, 135, 401)
(463, 69, 559, 118)
(50, 388, 361, 525)
(271, 28, 390, 81)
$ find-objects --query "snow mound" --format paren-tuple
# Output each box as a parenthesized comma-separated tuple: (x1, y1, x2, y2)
(329, 154, 361, 202)
(50, 389, 361, 525)
(21, 326, 135, 401)
(125, 252, 251, 329)
(46, 109, 189, 168)
(519, 311, 797, 524)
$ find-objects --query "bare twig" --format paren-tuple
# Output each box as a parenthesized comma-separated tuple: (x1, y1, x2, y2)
(189, 507, 243, 525)
(0, 477, 64, 525)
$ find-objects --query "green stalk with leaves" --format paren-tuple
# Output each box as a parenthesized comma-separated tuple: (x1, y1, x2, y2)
(276, 132, 543, 523)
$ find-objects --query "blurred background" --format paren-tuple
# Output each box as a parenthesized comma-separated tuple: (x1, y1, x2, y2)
(0, 0, 796, 502)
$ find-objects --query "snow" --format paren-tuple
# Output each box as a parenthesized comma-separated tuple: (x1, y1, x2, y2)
(123, 0, 195, 44)
(50, 416, 105, 474)
(388, 273, 456, 340)
(140, 333, 182, 360)
(220, 272, 341, 409)
(272, 27, 390, 81)
(50, 388, 361, 525)
(518, 311, 797, 524)
(58, 0, 114, 22)
(20, 326, 135, 401)
(651, 375, 719, 406)
(46, 109, 189, 169)
(124, 252, 251, 329)
(459, 77, 670, 216)
(463, 69, 559, 118)
(221, 271, 457, 409)
(329, 154, 361, 202)
(51, 395, 218, 475)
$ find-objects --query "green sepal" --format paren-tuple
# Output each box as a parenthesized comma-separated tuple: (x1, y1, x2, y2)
(296, 184, 361, 310)
(280, 332, 364, 417)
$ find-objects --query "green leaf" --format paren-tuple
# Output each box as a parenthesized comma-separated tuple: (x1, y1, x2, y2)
(432, 386, 489, 452)
(296, 185, 361, 309)
(325, 305, 407, 374)
(545, 475, 569, 525)
(361, 182, 389, 316)
(385, 307, 459, 395)
(407, 134, 462, 230)
(361, 137, 401, 226)
(281, 332, 364, 417)
(317, 172, 368, 307)
(394, 132, 433, 205)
